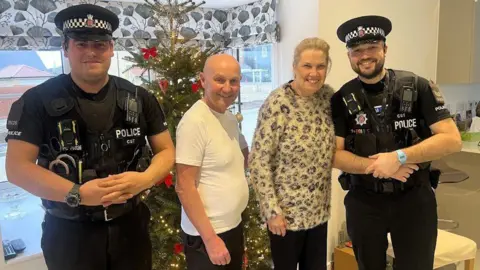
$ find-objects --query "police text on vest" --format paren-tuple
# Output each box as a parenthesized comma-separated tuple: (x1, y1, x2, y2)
(116, 128, 141, 139)
(394, 119, 417, 130)
(7, 131, 21, 136)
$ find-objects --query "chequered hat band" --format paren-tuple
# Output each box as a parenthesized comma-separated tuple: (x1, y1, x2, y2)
(63, 17, 112, 32)
(345, 27, 385, 43)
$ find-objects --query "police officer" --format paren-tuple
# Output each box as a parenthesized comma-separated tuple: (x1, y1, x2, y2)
(5, 4, 174, 270)
(331, 15, 462, 270)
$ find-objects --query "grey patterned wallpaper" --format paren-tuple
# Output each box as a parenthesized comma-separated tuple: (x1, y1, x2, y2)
(0, 0, 279, 50)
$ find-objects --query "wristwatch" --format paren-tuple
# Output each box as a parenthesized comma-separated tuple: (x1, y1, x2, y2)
(65, 184, 81, 207)
(395, 150, 407, 165)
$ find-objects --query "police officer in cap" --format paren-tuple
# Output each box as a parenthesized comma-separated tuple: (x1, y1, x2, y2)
(5, 4, 174, 270)
(331, 15, 461, 270)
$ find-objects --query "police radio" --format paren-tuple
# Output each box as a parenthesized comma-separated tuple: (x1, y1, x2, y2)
(342, 93, 362, 115)
(399, 86, 417, 113)
(125, 88, 139, 125)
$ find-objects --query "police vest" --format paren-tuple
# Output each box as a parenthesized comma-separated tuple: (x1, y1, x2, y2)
(36, 74, 150, 211)
(340, 69, 431, 180)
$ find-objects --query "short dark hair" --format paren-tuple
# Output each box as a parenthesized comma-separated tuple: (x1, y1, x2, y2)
(63, 35, 71, 51)
(476, 103, 480, 117)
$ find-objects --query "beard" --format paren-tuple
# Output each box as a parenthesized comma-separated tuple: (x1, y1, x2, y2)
(352, 58, 384, 79)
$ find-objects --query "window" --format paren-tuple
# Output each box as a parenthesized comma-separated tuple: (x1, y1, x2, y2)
(232, 44, 275, 148)
(0, 50, 63, 264)
(109, 51, 154, 84)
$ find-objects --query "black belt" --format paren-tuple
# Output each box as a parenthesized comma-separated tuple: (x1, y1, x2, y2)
(46, 196, 142, 222)
(349, 172, 428, 194)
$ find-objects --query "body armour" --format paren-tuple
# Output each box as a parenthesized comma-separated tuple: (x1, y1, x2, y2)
(340, 69, 432, 184)
(36, 74, 152, 213)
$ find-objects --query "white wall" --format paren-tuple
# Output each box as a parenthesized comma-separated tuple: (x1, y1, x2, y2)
(276, 0, 442, 266)
(275, 0, 320, 84)
(318, 0, 441, 89)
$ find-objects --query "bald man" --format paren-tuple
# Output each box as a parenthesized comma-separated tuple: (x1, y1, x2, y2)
(175, 54, 249, 270)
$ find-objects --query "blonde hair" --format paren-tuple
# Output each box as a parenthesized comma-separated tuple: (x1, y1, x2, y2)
(293, 37, 331, 68)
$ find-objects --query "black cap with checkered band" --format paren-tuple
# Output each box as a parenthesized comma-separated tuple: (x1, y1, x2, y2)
(337, 15, 392, 48)
(54, 4, 119, 41)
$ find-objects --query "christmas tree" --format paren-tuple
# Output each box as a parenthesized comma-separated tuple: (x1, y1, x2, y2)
(123, 1, 272, 269)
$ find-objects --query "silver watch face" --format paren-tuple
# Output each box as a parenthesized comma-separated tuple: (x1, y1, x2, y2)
(66, 194, 80, 207)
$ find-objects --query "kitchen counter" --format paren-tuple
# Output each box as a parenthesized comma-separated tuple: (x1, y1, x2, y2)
(461, 141, 480, 154)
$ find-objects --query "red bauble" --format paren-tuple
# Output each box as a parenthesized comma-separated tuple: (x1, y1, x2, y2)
(155, 173, 173, 187)
(158, 79, 169, 94)
(192, 81, 201, 93)
(165, 173, 174, 188)
(174, 243, 184, 254)
(243, 252, 248, 268)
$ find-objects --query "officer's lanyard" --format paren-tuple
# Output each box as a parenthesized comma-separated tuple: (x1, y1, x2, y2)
(358, 71, 394, 132)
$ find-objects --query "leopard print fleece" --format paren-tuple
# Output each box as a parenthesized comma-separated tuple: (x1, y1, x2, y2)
(248, 81, 336, 231)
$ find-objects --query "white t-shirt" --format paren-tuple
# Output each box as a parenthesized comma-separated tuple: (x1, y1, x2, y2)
(239, 132, 248, 150)
(470, 116, 480, 132)
(176, 100, 249, 235)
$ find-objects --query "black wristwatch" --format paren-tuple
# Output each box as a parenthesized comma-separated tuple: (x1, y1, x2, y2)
(65, 184, 81, 207)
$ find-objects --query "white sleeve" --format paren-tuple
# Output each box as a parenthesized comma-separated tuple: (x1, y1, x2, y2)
(239, 132, 248, 150)
(175, 115, 207, 166)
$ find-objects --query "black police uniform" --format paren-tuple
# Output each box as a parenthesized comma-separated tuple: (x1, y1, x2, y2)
(5, 4, 168, 270)
(331, 16, 451, 270)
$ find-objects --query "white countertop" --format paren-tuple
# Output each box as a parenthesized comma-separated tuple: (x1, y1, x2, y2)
(461, 141, 480, 154)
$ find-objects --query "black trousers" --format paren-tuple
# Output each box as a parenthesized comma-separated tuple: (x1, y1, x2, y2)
(41, 202, 152, 270)
(183, 224, 244, 270)
(268, 222, 328, 270)
(345, 182, 437, 270)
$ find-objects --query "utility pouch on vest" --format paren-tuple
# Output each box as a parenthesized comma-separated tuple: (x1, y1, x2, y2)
(345, 135, 355, 152)
(376, 132, 396, 153)
(81, 169, 98, 183)
(354, 134, 377, 157)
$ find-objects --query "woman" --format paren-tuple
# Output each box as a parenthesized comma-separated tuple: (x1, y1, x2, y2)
(248, 37, 336, 270)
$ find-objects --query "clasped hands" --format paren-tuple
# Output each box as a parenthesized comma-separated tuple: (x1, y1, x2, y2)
(79, 171, 151, 207)
(365, 152, 419, 182)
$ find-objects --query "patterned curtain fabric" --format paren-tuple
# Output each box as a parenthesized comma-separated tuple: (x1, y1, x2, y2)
(0, 0, 279, 51)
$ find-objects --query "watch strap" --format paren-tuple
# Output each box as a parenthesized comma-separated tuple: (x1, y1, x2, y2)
(71, 184, 80, 194)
